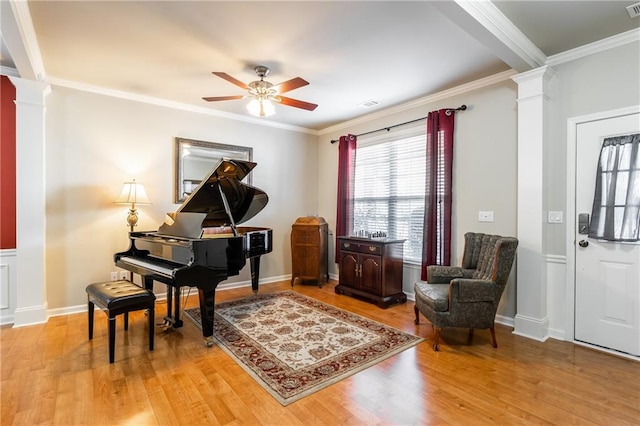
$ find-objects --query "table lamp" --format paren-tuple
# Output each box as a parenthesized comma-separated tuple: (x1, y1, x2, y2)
(114, 179, 151, 232)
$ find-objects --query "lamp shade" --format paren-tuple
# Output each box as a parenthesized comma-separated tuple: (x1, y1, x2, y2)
(114, 180, 151, 205)
(247, 98, 275, 117)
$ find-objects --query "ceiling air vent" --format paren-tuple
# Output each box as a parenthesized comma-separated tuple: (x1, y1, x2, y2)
(627, 2, 640, 18)
(358, 99, 381, 108)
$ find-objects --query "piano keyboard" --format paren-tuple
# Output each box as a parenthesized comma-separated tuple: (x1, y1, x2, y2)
(119, 256, 183, 278)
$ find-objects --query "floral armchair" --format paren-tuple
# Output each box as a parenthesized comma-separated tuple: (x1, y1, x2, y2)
(414, 232, 518, 351)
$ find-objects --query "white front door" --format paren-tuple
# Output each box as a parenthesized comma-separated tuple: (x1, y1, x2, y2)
(575, 112, 640, 357)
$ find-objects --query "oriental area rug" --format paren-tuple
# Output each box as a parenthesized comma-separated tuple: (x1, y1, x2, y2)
(184, 291, 423, 406)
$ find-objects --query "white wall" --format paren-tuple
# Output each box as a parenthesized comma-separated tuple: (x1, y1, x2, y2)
(546, 41, 640, 256)
(544, 41, 640, 338)
(318, 77, 519, 318)
(44, 86, 318, 312)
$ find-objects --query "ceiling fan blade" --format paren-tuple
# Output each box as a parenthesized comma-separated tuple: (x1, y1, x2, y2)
(277, 96, 318, 111)
(212, 72, 249, 90)
(273, 77, 309, 94)
(202, 95, 244, 102)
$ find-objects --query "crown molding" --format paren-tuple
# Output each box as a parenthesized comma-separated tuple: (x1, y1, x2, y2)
(0, 66, 20, 77)
(46, 76, 318, 136)
(319, 69, 517, 136)
(547, 27, 640, 67)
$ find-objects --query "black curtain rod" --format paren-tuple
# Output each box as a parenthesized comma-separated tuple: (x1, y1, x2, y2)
(330, 104, 467, 144)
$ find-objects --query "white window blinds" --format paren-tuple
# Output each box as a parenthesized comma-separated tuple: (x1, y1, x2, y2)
(353, 128, 426, 263)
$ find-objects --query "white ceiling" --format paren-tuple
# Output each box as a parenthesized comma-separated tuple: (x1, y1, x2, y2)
(1, 1, 638, 132)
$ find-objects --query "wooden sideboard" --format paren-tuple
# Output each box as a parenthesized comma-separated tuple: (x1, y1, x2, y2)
(335, 236, 406, 308)
(291, 216, 329, 287)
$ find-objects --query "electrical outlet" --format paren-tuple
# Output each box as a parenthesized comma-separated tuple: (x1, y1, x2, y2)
(110, 272, 118, 281)
(119, 271, 129, 281)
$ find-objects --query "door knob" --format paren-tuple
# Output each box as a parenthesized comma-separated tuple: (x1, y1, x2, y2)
(578, 240, 589, 248)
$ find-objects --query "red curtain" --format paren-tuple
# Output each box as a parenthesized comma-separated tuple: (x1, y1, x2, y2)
(421, 109, 455, 279)
(335, 134, 357, 263)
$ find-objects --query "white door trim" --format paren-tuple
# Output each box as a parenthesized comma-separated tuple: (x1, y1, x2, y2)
(565, 105, 640, 344)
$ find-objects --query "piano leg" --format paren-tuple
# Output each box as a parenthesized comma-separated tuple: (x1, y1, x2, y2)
(143, 276, 153, 291)
(166, 283, 173, 323)
(173, 286, 183, 328)
(198, 287, 216, 347)
(250, 256, 261, 294)
(161, 285, 183, 329)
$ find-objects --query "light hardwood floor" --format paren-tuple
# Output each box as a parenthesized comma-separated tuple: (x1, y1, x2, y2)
(2, 280, 639, 425)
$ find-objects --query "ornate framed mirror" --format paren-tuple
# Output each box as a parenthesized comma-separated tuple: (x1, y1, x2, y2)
(174, 137, 253, 203)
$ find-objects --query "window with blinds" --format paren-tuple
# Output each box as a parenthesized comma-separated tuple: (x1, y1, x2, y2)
(353, 128, 426, 263)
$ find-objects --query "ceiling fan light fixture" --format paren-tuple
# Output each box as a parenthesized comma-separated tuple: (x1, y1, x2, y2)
(247, 98, 275, 117)
(205, 65, 317, 114)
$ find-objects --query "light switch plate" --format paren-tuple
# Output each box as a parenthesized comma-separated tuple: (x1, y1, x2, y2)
(548, 211, 563, 223)
(478, 211, 494, 222)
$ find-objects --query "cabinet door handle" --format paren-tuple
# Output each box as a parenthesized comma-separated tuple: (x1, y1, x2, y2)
(344, 243, 350, 248)
(368, 246, 376, 252)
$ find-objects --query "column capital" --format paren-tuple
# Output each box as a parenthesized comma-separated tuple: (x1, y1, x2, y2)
(511, 66, 555, 100)
(7, 76, 50, 105)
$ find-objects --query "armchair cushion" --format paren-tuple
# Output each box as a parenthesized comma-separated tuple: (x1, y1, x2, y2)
(415, 281, 449, 312)
(426, 265, 474, 283)
(450, 279, 496, 303)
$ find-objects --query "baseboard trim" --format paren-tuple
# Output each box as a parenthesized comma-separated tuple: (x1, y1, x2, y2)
(495, 314, 514, 328)
(45, 275, 294, 319)
(13, 304, 48, 328)
(513, 314, 550, 342)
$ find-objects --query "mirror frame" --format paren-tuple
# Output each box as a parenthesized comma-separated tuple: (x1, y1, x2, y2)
(174, 137, 253, 203)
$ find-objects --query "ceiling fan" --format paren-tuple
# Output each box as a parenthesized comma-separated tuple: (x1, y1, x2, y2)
(203, 65, 318, 117)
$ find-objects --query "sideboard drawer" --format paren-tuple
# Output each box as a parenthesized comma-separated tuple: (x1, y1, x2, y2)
(341, 241, 382, 255)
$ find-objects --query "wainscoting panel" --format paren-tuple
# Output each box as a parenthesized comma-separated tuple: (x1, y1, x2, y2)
(546, 254, 568, 340)
(0, 249, 17, 325)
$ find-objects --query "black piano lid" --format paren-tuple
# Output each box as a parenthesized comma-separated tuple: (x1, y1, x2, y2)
(176, 158, 268, 227)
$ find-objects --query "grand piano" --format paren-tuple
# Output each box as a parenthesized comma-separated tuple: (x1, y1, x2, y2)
(115, 159, 272, 347)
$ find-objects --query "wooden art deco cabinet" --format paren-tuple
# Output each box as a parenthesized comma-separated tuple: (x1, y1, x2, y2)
(291, 216, 329, 287)
(335, 236, 406, 308)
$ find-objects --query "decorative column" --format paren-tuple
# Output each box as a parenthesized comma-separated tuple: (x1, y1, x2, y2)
(9, 76, 50, 327)
(511, 66, 555, 341)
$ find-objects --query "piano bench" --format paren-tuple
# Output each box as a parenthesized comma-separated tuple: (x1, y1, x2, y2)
(86, 280, 156, 364)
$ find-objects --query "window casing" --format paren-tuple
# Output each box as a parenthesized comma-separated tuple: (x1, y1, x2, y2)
(352, 128, 426, 263)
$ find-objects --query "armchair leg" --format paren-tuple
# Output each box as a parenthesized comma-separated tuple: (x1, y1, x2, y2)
(433, 328, 441, 351)
(490, 326, 498, 348)
(413, 305, 419, 325)
(467, 328, 474, 344)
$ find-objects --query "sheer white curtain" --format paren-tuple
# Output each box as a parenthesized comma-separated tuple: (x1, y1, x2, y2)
(589, 133, 640, 241)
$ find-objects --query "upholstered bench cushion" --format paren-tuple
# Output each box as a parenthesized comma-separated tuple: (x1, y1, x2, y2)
(87, 280, 155, 310)
(414, 281, 449, 312)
